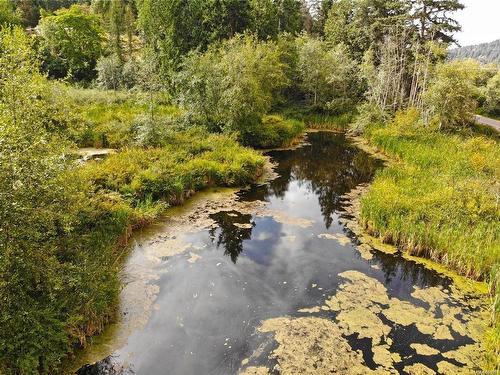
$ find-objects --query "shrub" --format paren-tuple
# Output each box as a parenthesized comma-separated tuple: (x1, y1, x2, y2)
(96, 54, 123, 90)
(247, 115, 304, 148)
(485, 71, 500, 116)
(350, 102, 388, 134)
(423, 60, 479, 129)
(297, 36, 360, 111)
(175, 35, 289, 135)
(134, 114, 175, 147)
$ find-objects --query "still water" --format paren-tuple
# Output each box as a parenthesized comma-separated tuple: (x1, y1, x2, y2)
(76, 132, 487, 375)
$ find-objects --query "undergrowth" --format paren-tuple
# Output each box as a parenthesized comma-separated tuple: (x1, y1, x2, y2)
(66, 87, 181, 148)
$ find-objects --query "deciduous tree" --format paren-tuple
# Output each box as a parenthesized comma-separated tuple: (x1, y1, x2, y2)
(38, 5, 104, 80)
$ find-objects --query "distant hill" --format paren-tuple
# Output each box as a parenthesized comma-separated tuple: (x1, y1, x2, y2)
(448, 39, 500, 64)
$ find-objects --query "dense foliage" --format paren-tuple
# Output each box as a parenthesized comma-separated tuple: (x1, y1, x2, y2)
(175, 35, 290, 145)
(0, 26, 264, 374)
(449, 39, 500, 64)
(38, 5, 104, 80)
(136, 0, 303, 74)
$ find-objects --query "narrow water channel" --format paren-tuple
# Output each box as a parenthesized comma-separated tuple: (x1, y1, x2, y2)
(75, 132, 488, 375)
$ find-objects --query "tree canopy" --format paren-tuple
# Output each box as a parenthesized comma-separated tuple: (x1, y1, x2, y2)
(38, 5, 104, 80)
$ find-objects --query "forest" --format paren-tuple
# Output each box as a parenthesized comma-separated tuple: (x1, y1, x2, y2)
(0, 0, 499, 374)
(449, 39, 500, 64)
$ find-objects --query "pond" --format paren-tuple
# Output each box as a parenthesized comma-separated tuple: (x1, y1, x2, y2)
(74, 132, 488, 375)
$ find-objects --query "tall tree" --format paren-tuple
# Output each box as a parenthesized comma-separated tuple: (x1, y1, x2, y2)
(410, 0, 464, 44)
(14, 0, 90, 27)
(308, 0, 333, 35)
(201, 0, 251, 43)
(276, 0, 303, 34)
(249, 0, 279, 39)
(92, 0, 136, 59)
(0, 0, 20, 26)
(137, 0, 253, 74)
(38, 5, 104, 80)
(324, 0, 412, 60)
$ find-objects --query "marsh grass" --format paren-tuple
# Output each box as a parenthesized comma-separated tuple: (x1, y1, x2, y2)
(277, 105, 355, 131)
(360, 111, 500, 366)
(81, 128, 265, 214)
(66, 87, 180, 148)
(248, 115, 305, 148)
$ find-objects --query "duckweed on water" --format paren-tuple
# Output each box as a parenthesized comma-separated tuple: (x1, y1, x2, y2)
(247, 269, 488, 374)
(317, 233, 351, 245)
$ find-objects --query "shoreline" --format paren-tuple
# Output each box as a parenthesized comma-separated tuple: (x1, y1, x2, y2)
(68, 130, 492, 372)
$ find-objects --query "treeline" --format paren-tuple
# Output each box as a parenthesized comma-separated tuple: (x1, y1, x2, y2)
(1, 0, 500, 373)
(449, 39, 500, 64)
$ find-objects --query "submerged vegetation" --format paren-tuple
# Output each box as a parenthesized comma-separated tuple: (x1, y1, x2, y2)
(0, 0, 499, 373)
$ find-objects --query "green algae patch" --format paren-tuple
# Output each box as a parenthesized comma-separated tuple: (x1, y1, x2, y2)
(318, 233, 351, 246)
(410, 343, 440, 356)
(257, 269, 488, 373)
(258, 316, 379, 374)
(402, 253, 489, 295)
(297, 306, 321, 313)
(239, 366, 270, 375)
(403, 363, 436, 374)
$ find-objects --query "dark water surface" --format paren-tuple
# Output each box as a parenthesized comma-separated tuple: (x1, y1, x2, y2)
(76, 132, 485, 375)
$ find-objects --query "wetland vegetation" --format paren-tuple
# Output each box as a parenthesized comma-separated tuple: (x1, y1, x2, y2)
(0, 0, 499, 374)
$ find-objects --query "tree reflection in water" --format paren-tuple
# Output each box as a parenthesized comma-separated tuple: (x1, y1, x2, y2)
(208, 211, 254, 263)
(243, 132, 383, 229)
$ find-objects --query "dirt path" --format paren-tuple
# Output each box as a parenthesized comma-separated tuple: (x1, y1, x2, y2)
(475, 114, 500, 131)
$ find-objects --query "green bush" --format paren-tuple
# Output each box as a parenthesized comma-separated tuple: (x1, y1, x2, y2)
(351, 102, 388, 134)
(485, 71, 500, 116)
(175, 35, 289, 134)
(279, 105, 356, 131)
(38, 5, 104, 81)
(423, 59, 479, 129)
(245, 115, 304, 148)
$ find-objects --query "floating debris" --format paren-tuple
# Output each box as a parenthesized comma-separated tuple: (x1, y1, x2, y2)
(318, 233, 351, 246)
(187, 252, 202, 263)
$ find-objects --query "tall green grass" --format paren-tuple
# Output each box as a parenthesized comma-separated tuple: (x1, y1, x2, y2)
(65, 87, 180, 148)
(81, 128, 265, 212)
(360, 110, 500, 366)
(277, 105, 356, 131)
(247, 115, 304, 148)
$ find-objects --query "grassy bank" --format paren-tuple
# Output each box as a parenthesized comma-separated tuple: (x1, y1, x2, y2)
(247, 115, 304, 149)
(358, 110, 499, 366)
(1, 127, 264, 374)
(278, 105, 356, 131)
(63, 87, 181, 148)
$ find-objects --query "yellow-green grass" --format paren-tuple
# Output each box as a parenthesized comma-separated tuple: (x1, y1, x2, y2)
(247, 115, 305, 149)
(277, 105, 356, 131)
(66, 87, 181, 148)
(361, 113, 499, 366)
(81, 128, 265, 213)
